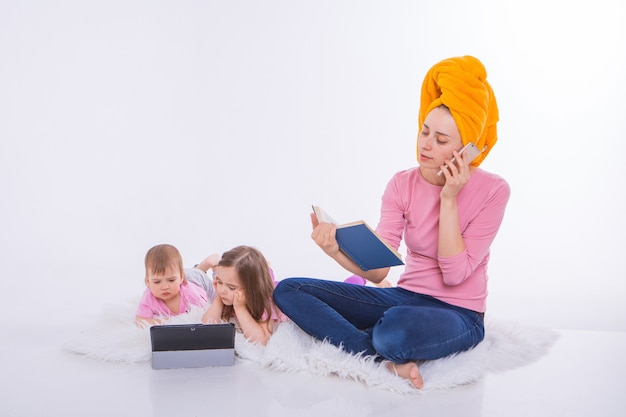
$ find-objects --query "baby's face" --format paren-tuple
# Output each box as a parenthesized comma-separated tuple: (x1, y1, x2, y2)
(146, 264, 184, 302)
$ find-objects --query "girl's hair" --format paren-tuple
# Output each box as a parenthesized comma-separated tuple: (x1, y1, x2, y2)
(145, 244, 185, 280)
(218, 245, 275, 323)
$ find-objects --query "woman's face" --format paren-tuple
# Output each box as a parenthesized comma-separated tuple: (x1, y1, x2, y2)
(417, 106, 463, 172)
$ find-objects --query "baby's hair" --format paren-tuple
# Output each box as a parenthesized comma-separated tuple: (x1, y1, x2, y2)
(145, 244, 185, 280)
(218, 245, 275, 322)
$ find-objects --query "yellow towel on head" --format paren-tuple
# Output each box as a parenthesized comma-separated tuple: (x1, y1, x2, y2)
(418, 55, 498, 167)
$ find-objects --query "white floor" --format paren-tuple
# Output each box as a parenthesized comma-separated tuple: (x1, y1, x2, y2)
(1, 323, 624, 417)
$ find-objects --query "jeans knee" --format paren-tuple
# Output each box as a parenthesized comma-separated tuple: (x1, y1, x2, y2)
(371, 322, 411, 362)
(273, 279, 289, 303)
(372, 306, 486, 362)
(272, 278, 303, 306)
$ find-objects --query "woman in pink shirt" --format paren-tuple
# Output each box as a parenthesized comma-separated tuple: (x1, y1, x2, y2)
(273, 56, 510, 389)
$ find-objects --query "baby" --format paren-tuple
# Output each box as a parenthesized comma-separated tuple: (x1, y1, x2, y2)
(136, 244, 219, 326)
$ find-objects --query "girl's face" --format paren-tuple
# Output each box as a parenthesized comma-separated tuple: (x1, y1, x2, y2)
(417, 106, 463, 171)
(145, 264, 184, 302)
(214, 266, 243, 306)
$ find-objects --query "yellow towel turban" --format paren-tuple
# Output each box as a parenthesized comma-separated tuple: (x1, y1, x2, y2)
(418, 55, 498, 167)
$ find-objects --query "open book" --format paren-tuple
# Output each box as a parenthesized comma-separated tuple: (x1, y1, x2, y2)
(312, 205, 404, 271)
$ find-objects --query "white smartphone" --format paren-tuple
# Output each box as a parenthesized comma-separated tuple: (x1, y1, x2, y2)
(437, 142, 480, 176)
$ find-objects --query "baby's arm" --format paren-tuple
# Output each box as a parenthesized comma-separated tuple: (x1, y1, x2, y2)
(136, 293, 167, 327)
(135, 315, 165, 327)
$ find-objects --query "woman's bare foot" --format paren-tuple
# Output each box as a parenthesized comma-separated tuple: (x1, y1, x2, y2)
(387, 361, 424, 389)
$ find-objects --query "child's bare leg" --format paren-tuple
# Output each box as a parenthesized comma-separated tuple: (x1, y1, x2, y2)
(387, 361, 424, 389)
(195, 253, 220, 273)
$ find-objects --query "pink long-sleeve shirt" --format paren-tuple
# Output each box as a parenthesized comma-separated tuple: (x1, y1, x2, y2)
(375, 167, 510, 313)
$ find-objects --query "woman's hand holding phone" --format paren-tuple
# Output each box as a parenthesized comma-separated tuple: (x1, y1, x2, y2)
(437, 142, 480, 176)
(439, 142, 480, 200)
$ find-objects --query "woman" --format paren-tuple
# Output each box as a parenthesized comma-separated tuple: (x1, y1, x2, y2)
(273, 56, 510, 389)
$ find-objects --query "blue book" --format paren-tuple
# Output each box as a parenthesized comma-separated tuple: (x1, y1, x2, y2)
(312, 206, 404, 271)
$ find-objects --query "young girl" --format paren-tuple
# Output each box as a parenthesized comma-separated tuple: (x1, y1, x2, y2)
(136, 244, 219, 326)
(201, 245, 286, 345)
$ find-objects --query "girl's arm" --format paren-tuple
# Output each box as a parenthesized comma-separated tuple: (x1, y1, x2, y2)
(311, 213, 390, 284)
(201, 294, 224, 324)
(232, 290, 272, 345)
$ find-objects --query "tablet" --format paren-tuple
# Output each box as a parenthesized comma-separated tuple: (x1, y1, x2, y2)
(150, 323, 235, 369)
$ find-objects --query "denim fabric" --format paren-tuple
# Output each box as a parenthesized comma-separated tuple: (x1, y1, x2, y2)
(273, 278, 484, 363)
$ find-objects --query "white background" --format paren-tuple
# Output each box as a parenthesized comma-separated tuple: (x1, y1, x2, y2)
(1, 0, 625, 332)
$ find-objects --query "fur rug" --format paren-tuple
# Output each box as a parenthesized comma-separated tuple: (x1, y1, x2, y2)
(63, 299, 559, 394)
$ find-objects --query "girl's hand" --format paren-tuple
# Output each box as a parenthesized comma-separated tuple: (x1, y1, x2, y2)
(440, 148, 473, 199)
(233, 289, 247, 312)
(311, 213, 341, 256)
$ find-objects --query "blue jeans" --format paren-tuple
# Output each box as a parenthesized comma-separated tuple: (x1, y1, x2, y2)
(273, 278, 484, 363)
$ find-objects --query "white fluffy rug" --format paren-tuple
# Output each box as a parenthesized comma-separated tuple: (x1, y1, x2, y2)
(63, 299, 559, 394)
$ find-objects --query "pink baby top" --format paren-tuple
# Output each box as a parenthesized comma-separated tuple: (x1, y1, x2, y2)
(136, 281, 208, 319)
(375, 167, 510, 313)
